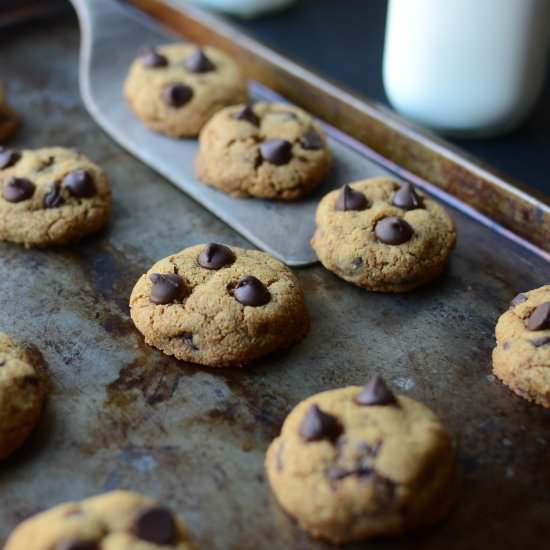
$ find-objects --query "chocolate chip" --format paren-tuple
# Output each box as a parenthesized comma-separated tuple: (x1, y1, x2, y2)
(142, 47, 168, 68)
(502, 341, 511, 350)
(198, 243, 235, 270)
(393, 182, 423, 210)
(276, 441, 285, 472)
(235, 105, 259, 126)
(43, 182, 64, 209)
(232, 276, 270, 307)
(0, 147, 21, 169)
(56, 541, 99, 550)
(355, 376, 397, 406)
(260, 139, 292, 165)
(299, 404, 342, 442)
(0, 360, 5, 367)
(163, 83, 193, 108)
(335, 184, 368, 211)
(134, 506, 178, 545)
(375, 216, 413, 245)
(63, 170, 96, 198)
(3, 177, 35, 202)
(532, 336, 550, 347)
(181, 332, 198, 350)
(526, 302, 550, 331)
(149, 273, 185, 305)
(301, 128, 323, 150)
(351, 257, 363, 269)
(510, 293, 528, 307)
(186, 48, 215, 73)
(327, 465, 349, 480)
(23, 375, 40, 385)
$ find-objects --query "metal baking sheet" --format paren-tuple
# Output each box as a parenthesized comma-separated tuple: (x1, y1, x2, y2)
(1, 6, 550, 550)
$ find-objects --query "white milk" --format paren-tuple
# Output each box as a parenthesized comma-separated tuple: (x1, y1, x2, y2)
(383, 0, 550, 136)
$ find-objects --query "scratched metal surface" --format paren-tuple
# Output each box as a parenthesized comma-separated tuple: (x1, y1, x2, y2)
(0, 11, 550, 550)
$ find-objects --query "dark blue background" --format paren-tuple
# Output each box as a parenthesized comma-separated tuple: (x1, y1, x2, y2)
(234, 0, 550, 195)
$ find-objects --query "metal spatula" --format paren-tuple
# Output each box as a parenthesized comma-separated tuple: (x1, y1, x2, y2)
(69, 0, 397, 266)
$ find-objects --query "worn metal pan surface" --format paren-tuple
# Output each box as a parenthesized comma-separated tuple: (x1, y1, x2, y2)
(0, 5, 549, 550)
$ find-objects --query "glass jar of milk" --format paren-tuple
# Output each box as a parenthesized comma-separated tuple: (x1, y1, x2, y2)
(383, 0, 550, 137)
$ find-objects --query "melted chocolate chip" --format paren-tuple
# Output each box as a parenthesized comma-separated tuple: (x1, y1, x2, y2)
(232, 276, 270, 307)
(526, 302, 550, 331)
(510, 293, 528, 307)
(142, 47, 168, 68)
(56, 541, 99, 550)
(198, 243, 235, 270)
(63, 170, 96, 198)
(163, 83, 193, 108)
(393, 182, 423, 210)
(335, 184, 368, 211)
(532, 336, 550, 348)
(3, 177, 35, 202)
(181, 332, 198, 350)
(375, 216, 413, 245)
(235, 104, 259, 126)
(186, 48, 215, 73)
(0, 147, 21, 169)
(260, 139, 293, 165)
(43, 182, 64, 208)
(355, 376, 397, 406)
(301, 128, 323, 150)
(299, 404, 343, 442)
(134, 506, 178, 545)
(149, 273, 185, 305)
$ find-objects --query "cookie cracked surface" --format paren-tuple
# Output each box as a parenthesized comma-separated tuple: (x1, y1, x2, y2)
(124, 44, 247, 137)
(311, 177, 456, 292)
(4, 490, 194, 550)
(130, 244, 310, 367)
(195, 102, 330, 200)
(0, 147, 111, 247)
(265, 380, 456, 543)
(0, 332, 46, 460)
(493, 285, 550, 407)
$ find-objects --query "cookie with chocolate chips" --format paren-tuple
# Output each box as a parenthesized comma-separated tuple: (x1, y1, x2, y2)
(311, 177, 456, 292)
(124, 44, 247, 137)
(129, 243, 310, 367)
(3, 490, 194, 550)
(0, 331, 46, 460)
(195, 102, 330, 200)
(265, 378, 456, 543)
(0, 85, 20, 143)
(0, 147, 111, 247)
(493, 284, 550, 407)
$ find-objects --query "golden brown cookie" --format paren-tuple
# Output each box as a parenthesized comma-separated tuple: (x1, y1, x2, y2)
(311, 178, 456, 292)
(124, 44, 247, 137)
(265, 378, 456, 543)
(195, 102, 330, 200)
(4, 490, 195, 549)
(0, 332, 46, 460)
(130, 243, 310, 367)
(0, 147, 111, 247)
(0, 85, 20, 143)
(493, 285, 550, 407)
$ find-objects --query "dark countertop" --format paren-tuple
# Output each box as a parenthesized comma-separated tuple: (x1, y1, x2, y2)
(234, 0, 550, 196)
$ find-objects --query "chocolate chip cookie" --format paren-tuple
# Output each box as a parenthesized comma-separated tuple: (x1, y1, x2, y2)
(0, 147, 111, 247)
(0, 332, 46, 460)
(4, 490, 194, 549)
(124, 44, 247, 137)
(493, 285, 550, 407)
(265, 377, 456, 543)
(130, 243, 310, 367)
(311, 177, 456, 292)
(195, 102, 330, 199)
(0, 85, 19, 143)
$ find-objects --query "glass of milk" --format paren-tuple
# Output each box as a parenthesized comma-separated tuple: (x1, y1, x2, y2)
(383, 0, 550, 137)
